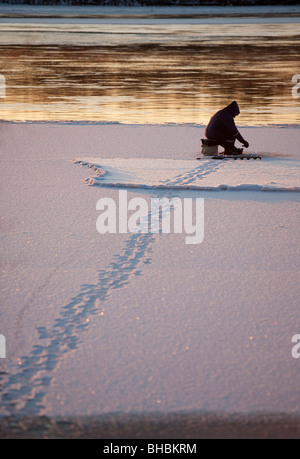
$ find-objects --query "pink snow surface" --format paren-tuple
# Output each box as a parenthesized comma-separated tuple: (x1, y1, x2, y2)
(0, 122, 299, 419)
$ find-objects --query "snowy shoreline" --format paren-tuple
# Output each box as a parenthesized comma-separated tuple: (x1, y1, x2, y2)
(2, 120, 300, 127)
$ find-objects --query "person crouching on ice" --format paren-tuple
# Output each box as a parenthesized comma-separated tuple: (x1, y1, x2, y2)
(205, 101, 249, 155)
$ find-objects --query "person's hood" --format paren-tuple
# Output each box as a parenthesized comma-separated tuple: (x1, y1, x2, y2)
(225, 101, 240, 117)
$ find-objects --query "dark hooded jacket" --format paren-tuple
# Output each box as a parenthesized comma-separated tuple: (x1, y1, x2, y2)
(205, 101, 240, 140)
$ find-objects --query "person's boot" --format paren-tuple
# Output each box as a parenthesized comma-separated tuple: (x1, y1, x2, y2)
(223, 146, 233, 156)
(231, 146, 243, 155)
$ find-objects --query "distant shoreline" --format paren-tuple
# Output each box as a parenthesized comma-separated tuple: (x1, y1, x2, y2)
(0, 0, 299, 6)
(1, 12, 300, 19)
(1, 2, 299, 20)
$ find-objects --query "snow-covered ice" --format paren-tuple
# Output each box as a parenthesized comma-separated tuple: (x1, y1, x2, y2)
(0, 122, 299, 434)
(76, 157, 300, 192)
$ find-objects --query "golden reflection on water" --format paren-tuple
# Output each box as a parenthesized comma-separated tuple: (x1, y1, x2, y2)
(0, 43, 299, 125)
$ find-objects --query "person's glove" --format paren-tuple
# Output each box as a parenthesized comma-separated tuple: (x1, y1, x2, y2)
(243, 140, 249, 148)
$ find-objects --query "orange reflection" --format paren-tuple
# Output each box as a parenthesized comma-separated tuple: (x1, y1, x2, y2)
(0, 43, 299, 125)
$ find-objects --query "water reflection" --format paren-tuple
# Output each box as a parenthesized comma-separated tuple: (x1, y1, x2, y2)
(0, 37, 299, 125)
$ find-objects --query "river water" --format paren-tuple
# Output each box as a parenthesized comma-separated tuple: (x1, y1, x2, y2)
(0, 5, 299, 125)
